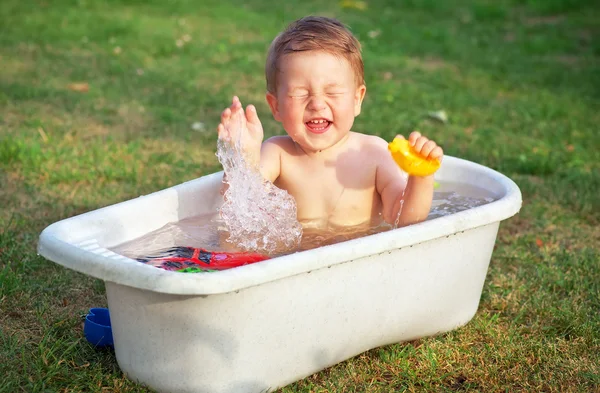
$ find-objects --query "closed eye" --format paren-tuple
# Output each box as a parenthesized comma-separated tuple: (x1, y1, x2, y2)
(289, 89, 309, 98)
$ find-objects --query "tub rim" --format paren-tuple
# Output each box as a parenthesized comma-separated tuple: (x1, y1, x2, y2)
(38, 156, 522, 295)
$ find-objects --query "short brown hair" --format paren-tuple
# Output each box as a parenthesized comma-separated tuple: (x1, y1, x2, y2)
(265, 16, 365, 94)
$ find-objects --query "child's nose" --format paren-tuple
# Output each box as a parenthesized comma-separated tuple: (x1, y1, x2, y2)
(307, 95, 326, 111)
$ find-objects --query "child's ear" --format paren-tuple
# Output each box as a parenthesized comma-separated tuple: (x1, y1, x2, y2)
(354, 84, 367, 116)
(266, 92, 281, 122)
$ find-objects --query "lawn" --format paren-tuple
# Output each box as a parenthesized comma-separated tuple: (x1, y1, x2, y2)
(1, 0, 599, 392)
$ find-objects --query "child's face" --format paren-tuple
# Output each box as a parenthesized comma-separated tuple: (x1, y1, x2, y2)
(266, 51, 366, 153)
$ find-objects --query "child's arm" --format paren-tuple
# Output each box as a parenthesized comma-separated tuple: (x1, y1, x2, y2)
(258, 139, 282, 183)
(377, 131, 443, 226)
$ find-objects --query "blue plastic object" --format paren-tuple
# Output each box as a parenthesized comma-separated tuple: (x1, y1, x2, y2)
(84, 308, 114, 347)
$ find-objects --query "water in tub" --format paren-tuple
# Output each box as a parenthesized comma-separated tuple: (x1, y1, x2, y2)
(111, 178, 495, 269)
(113, 154, 494, 272)
(112, 107, 494, 270)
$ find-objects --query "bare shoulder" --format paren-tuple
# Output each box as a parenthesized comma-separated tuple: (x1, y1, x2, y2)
(263, 135, 297, 154)
(351, 132, 386, 145)
(351, 132, 404, 181)
(350, 132, 390, 156)
(259, 136, 296, 182)
(264, 135, 295, 147)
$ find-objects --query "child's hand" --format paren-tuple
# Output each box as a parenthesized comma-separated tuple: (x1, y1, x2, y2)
(396, 131, 444, 161)
(217, 96, 264, 162)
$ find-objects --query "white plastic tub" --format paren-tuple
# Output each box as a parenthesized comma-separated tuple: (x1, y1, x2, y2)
(38, 156, 521, 393)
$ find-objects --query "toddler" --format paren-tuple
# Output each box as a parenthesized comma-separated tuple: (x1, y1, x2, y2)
(218, 16, 443, 229)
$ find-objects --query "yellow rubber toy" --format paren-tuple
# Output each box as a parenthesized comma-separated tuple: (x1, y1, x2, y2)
(388, 137, 441, 177)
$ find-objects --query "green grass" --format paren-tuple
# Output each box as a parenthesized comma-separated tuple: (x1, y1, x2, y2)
(1, 0, 599, 391)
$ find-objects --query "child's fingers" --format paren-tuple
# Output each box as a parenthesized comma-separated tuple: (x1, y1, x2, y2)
(413, 136, 428, 152)
(229, 96, 242, 115)
(246, 105, 262, 127)
(430, 146, 444, 160)
(221, 107, 231, 124)
(408, 131, 421, 146)
(217, 123, 228, 141)
(394, 134, 405, 140)
(420, 140, 438, 158)
(231, 102, 242, 114)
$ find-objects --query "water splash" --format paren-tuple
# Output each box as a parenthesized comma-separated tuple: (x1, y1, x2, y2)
(215, 111, 302, 254)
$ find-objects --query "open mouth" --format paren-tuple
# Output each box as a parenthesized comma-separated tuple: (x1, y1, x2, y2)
(305, 119, 332, 134)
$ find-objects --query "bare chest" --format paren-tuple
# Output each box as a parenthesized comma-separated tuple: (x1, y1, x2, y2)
(275, 156, 381, 225)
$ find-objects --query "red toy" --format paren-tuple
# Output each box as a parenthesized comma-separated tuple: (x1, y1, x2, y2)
(136, 246, 269, 272)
